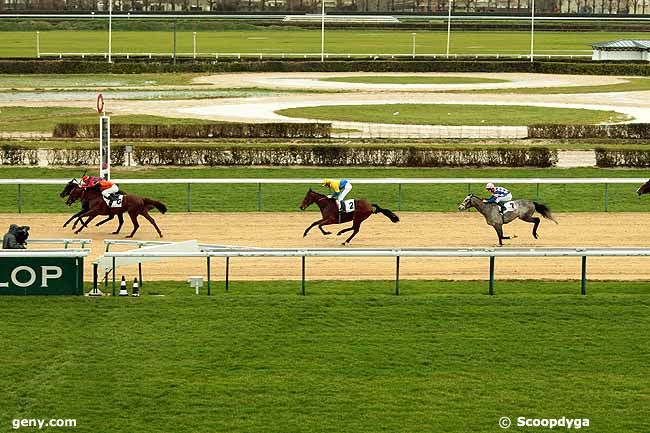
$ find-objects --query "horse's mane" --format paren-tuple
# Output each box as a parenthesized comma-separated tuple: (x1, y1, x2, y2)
(308, 189, 327, 198)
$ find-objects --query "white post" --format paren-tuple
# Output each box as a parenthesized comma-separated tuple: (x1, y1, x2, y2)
(446, 0, 452, 58)
(108, 0, 113, 63)
(321, 0, 325, 62)
(412, 33, 416, 59)
(193, 32, 197, 59)
(36, 31, 40, 59)
(530, 0, 535, 62)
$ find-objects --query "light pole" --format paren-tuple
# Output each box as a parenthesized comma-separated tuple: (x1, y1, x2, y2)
(36, 31, 40, 59)
(412, 33, 416, 59)
(321, 0, 325, 62)
(446, 0, 452, 58)
(193, 32, 197, 59)
(530, 0, 535, 62)
(108, 0, 113, 63)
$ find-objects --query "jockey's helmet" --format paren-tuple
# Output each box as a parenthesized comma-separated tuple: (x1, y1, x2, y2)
(485, 182, 495, 190)
(81, 175, 91, 184)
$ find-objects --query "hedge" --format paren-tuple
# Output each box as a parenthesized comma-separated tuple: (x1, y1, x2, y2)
(595, 148, 650, 167)
(528, 124, 650, 139)
(0, 145, 39, 165)
(1, 59, 649, 76)
(0, 144, 557, 167)
(53, 123, 332, 139)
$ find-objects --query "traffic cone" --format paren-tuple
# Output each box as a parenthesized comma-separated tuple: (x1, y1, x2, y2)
(118, 276, 128, 296)
(132, 278, 140, 297)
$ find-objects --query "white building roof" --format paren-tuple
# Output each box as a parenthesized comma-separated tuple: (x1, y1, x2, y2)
(592, 40, 650, 51)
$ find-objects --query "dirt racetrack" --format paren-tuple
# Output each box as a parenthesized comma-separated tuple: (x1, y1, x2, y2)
(3, 211, 649, 283)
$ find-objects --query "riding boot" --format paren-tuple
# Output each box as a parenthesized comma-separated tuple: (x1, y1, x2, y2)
(338, 202, 345, 223)
(498, 203, 507, 214)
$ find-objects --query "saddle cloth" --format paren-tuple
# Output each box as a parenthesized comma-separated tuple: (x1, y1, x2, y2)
(503, 201, 517, 212)
(103, 194, 124, 208)
(342, 199, 355, 213)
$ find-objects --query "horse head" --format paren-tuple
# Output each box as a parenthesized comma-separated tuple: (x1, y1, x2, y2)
(300, 188, 318, 210)
(65, 185, 84, 206)
(458, 194, 476, 211)
(637, 179, 650, 196)
(60, 178, 79, 198)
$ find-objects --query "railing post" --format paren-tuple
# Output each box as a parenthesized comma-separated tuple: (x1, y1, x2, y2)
(397, 183, 402, 211)
(489, 256, 495, 296)
(112, 257, 116, 296)
(301, 256, 306, 296)
(187, 183, 191, 212)
(395, 255, 400, 296)
(138, 244, 143, 289)
(17, 184, 22, 213)
(207, 256, 211, 296)
(581, 256, 587, 296)
(257, 183, 262, 211)
(225, 256, 229, 292)
(604, 183, 609, 212)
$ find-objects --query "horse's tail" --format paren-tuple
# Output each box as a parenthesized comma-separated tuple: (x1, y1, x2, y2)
(534, 202, 558, 224)
(372, 204, 400, 223)
(144, 198, 167, 214)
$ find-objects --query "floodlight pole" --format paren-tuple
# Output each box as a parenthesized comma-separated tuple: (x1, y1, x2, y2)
(321, 0, 325, 62)
(530, 0, 535, 62)
(446, 0, 452, 58)
(108, 0, 112, 63)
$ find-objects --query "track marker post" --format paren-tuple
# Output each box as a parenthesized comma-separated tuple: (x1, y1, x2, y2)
(489, 256, 495, 296)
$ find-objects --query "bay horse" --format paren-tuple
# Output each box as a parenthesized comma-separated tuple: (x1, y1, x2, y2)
(66, 183, 167, 237)
(458, 194, 558, 246)
(60, 179, 121, 231)
(637, 179, 650, 195)
(300, 189, 400, 245)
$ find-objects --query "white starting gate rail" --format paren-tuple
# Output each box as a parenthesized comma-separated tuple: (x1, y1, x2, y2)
(101, 246, 650, 296)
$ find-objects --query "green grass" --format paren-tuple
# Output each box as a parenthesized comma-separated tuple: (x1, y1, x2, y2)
(276, 104, 630, 126)
(1, 279, 649, 433)
(320, 76, 509, 85)
(0, 166, 648, 213)
(467, 77, 650, 95)
(3, 30, 650, 57)
(0, 106, 216, 133)
(0, 73, 203, 88)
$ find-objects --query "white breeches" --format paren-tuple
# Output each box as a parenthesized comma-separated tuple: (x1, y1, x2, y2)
(336, 183, 352, 204)
(102, 184, 119, 198)
(495, 193, 512, 204)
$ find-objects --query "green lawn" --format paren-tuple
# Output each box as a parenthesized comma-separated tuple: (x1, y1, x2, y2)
(276, 104, 630, 126)
(467, 77, 650, 95)
(0, 166, 647, 213)
(320, 76, 509, 85)
(0, 73, 203, 88)
(3, 30, 649, 57)
(1, 280, 649, 433)
(0, 106, 215, 133)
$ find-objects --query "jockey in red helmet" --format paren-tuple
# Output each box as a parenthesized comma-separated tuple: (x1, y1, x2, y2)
(81, 174, 120, 207)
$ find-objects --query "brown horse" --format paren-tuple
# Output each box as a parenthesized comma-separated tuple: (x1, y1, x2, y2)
(300, 189, 400, 245)
(66, 184, 167, 237)
(637, 179, 650, 195)
(60, 179, 121, 231)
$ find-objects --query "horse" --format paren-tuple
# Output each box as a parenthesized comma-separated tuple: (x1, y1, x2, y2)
(458, 194, 558, 246)
(65, 183, 168, 237)
(60, 179, 121, 231)
(299, 189, 400, 245)
(637, 179, 650, 195)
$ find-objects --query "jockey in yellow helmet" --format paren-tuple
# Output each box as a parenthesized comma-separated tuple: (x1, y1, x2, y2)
(322, 178, 352, 214)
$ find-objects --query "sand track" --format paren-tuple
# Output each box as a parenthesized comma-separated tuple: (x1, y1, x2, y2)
(3, 212, 649, 282)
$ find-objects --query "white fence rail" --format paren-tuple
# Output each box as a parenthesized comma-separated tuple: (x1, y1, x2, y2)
(26, 239, 92, 248)
(2, 177, 646, 212)
(100, 246, 650, 296)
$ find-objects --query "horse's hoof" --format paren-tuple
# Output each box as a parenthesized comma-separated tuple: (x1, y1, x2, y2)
(126, 235, 134, 238)
(112, 231, 119, 235)
(323, 232, 331, 236)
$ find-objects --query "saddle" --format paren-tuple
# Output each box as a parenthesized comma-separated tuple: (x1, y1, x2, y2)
(341, 199, 355, 213)
(104, 193, 125, 208)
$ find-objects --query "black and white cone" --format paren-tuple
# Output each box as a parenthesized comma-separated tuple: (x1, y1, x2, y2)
(118, 276, 128, 296)
(132, 278, 140, 297)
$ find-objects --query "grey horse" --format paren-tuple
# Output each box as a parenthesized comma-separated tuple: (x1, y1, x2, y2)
(458, 194, 558, 246)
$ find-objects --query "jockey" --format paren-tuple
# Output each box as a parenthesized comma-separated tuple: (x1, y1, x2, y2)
(81, 174, 120, 207)
(483, 182, 512, 214)
(322, 178, 352, 214)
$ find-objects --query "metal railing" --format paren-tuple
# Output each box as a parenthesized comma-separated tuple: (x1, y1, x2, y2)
(1, 177, 646, 213)
(101, 246, 650, 296)
(26, 239, 92, 248)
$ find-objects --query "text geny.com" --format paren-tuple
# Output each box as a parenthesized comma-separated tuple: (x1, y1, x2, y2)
(12, 419, 76, 429)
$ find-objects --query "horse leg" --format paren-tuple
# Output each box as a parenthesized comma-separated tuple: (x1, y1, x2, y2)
(112, 213, 125, 235)
(75, 214, 97, 234)
(318, 223, 333, 235)
(493, 224, 505, 246)
(303, 219, 326, 237)
(337, 226, 354, 236)
(126, 211, 140, 238)
(342, 223, 362, 245)
(521, 215, 541, 239)
(63, 209, 85, 227)
(140, 209, 164, 238)
(95, 215, 114, 226)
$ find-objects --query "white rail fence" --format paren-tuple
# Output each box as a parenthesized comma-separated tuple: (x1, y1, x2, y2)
(1, 177, 646, 212)
(100, 246, 650, 296)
